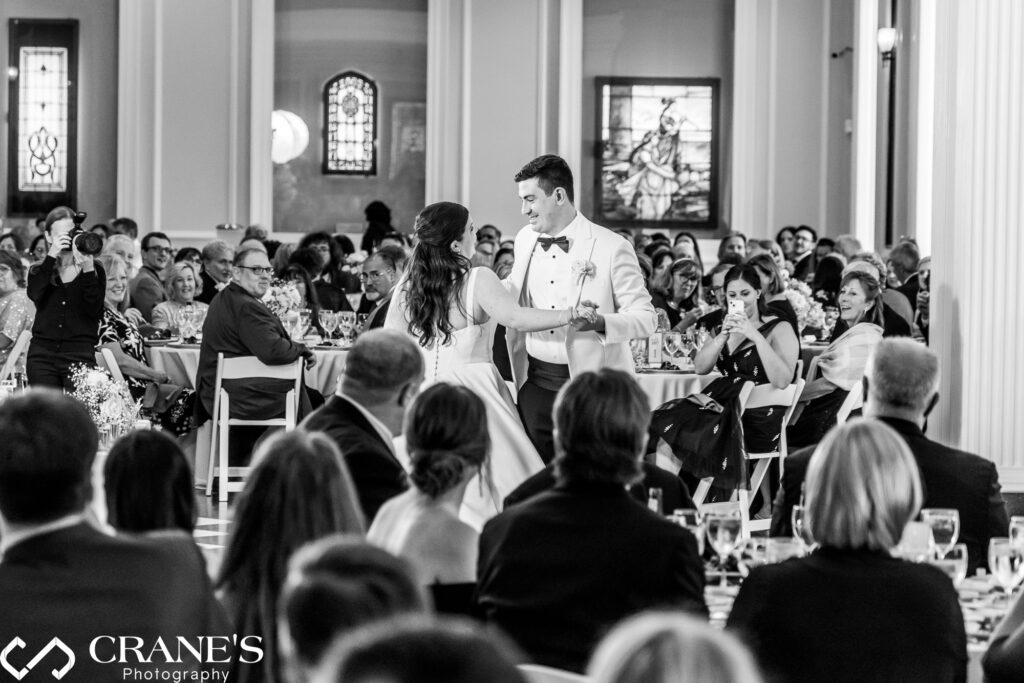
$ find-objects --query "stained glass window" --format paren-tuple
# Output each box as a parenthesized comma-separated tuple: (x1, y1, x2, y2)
(323, 71, 377, 175)
(6, 19, 78, 214)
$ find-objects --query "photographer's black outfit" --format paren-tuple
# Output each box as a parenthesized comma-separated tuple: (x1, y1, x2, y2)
(26, 256, 106, 390)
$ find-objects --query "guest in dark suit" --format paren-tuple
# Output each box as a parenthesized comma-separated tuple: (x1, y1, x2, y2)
(772, 338, 1007, 574)
(0, 391, 232, 682)
(195, 247, 316, 425)
(474, 369, 707, 673)
(130, 231, 172, 321)
(300, 329, 424, 523)
(195, 239, 235, 304)
(790, 225, 818, 283)
(360, 245, 407, 331)
(730, 419, 967, 683)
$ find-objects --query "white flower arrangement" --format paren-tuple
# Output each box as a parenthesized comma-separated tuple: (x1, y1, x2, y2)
(263, 279, 303, 319)
(340, 250, 368, 274)
(70, 365, 141, 438)
(784, 280, 826, 335)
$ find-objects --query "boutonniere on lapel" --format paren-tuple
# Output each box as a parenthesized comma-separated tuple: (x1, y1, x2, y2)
(571, 259, 596, 286)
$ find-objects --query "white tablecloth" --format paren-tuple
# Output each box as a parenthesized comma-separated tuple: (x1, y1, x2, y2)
(635, 371, 719, 407)
(147, 345, 349, 397)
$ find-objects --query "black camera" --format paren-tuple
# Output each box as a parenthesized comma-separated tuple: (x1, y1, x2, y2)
(68, 211, 103, 256)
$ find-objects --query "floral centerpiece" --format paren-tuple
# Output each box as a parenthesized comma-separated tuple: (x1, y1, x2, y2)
(340, 250, 368, 277)
(263, 279, 303, 319)
(70, 365, 141, 440)
(784, 279, 827, 337)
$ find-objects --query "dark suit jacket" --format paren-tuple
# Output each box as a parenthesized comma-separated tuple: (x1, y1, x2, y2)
(897, 273, 921, 309)
(727, 546, 967, 683)
(195, 269, 224, 305)
(792, 251, 817, 283)
(475, 480, 707, 673)
(504, 462, 695, 514)
(771, 416, 1008, 573)
(0, 523, 231, 683)
(195, 282, 312, 423)
(300, 394, 407, 522)
(364, 291, 392, 330)
(129, 265, 167, 322)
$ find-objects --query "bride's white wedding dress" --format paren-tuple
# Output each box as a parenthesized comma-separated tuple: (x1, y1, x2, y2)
(384, 267, 544, 530)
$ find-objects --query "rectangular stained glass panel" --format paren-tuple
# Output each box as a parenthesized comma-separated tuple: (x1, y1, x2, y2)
(17, 46, 68, 192)
(324, 72, 377, 175)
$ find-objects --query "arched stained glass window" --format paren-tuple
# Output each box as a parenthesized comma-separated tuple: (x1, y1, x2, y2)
(323, 71, 377, 176)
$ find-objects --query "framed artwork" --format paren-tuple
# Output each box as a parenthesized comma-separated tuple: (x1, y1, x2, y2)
(594, 77, 719, 230)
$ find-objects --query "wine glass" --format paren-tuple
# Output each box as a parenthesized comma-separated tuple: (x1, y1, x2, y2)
(662, 332, 684, 368)
(792, 505, 816, 551)
(823, 306, 840, 335)
(988, 538, 1024, 603)
(356, 313, 369, 335)
(670, 509, 705, 556)
(737, 538, 769, 577)
(337, 312, 356, 346)
(319, 310, 339, 346)
(921, 508, 960, 559)
(177, 307, 197, 342)
(630, 338, 648, 372)
(766, 537, 805, 563)
(1009, 516, 1024, 550)
(928, 543, 969, 587)
(705, 509, 742, 587)
(282, 309, 301, 341)
(297, 308, 312, 340)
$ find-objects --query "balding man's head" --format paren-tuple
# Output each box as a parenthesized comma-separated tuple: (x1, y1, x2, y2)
(864, 338, 940, 418)
(340, 330, 424, 406)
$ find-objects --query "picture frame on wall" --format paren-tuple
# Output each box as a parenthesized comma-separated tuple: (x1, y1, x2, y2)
(594, 76, 719, 231)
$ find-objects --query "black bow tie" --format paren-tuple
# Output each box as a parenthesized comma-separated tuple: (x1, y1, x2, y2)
(538, 235, 569, 253)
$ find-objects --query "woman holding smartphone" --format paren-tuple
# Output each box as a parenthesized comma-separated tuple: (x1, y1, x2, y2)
(25, 206, 106, 389)
(648, 264, 798, 497)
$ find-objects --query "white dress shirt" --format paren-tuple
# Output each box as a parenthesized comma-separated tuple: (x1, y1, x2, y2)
(525, 217, 581, 365)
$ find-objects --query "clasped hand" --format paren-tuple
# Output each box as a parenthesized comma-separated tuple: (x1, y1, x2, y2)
(569, 300, 602, 332)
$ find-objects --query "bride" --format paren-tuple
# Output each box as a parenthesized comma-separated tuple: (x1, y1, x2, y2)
(385, 201, 589, 530)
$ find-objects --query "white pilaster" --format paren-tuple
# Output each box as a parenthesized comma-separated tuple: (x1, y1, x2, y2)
(730, 0, 763, 236)
(851, 0, 879, 251)
(425, 0, 466, 205)
(249, 0, 274, 227)
(558, 0, 583, 177)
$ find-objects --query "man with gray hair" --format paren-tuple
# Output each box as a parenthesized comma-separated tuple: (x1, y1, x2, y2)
(300, 329, 424, 522)
(196, 239, 235, 304)
(771, 338, 1007, 573)
(834, 234, 863, 261)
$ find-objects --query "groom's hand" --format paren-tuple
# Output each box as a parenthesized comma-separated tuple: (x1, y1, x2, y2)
(572, 300, 605, 332)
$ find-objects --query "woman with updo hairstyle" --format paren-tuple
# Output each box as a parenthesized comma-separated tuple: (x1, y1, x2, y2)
(384, 201, 590, 530)
(368, 383, 490, 614)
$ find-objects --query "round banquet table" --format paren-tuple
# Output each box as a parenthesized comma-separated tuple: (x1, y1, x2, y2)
(147, 344, 349, 397)
(634, 370, 719, 407)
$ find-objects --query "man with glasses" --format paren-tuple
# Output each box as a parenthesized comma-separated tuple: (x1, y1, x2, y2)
(195, 248, 317, 461)
(130, 231, 173, 321)
(791, 225, 818, 284)
(361, 245, 407, 331)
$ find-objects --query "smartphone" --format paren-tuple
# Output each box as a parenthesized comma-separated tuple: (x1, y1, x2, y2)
(728, 299, 745, 316)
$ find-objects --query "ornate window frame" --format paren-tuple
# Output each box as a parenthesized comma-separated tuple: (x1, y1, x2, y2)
(322, 70, 378, 176)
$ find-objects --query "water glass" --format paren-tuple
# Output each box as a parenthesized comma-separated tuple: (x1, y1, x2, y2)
(928, 543, 969, 587)
(1009, 516, 1024, 550)
(706, 510, 742, 586)
(766, 537, 805, 563)
(737, 538, 769, 577)
(670, 509, 705, 556)
(356, 313, 369, 335)
(630, 338, 648, 371)
(319, 309, 339, 345)
(337, 312, 356, 346)
(988, 538, 1024, 598)
(792, 505, 816, 550)
(921, 508, 960, 558)
(297, 308, 312, 339)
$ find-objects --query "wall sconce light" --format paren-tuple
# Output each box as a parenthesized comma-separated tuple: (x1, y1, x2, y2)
(877, 27, 897, 62)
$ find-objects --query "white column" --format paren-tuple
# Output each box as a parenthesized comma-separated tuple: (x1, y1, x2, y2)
(117, 0, 158, 227)
(730, 0, 765, 236)
(850, 0, 880, 251)
(928, 0, 1024, 488)
(908, 0, 936, 257)
(557, 0, 583, 177)
(425, 0, 466, 205)
(249, 0, 274, 228)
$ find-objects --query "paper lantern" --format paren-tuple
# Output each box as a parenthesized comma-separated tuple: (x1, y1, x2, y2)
(271, 110, 309, 164)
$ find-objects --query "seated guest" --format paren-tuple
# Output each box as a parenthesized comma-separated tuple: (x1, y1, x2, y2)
(0, 251, 35, 372)
(317, 615, 525, 683)
(195, 239, 235, 304)
(151, 261, 209, 332)
(790, 225, 818, 283)
(103, 233, 138, 277)
(217, 430, 365, 683)
(361, 245, 407, 330)
(694, 262, 732, 335)
(104, 429, 196, 533)
(279, 536, 429, 683)
(130, 231, 173, 321)
(772, 339, 1007, 574)
(0, 233, 23, 256)
(0, 391, 231, 679)
(174, 245, 202, 271)
(98, 254, 196, 436)
(300, 329, 423, 523)
(671, 232, 704, 273)
(195, 247, 316, 427)
(786, 270, 884, 449)
(493, 246, 514, 280)
(29, 233, 47, 263)
(298, 231, 347, 311)
(368, 384, 489, 614)
(728, 419, 967, 682)
(332, 234, 362, 293)
(379, 231, 411, 252)
(717, 231, 747, 262)
(649, 265, 798, 496)
(888, 239, 921, 303)
(984, 590, 1024, 683)
(809, 253, 845, 308)
(478, 224, 501, 244)
(647, 246, 675, 311)
(747, 252, 798, 334)
(588, 612, 763, 683)
(471, 238, 496, 268)
(664, 258, 704, 331)
(475, 369, 707, 673)
(848, 252, 914, 331)
(814, 237, 835, 260)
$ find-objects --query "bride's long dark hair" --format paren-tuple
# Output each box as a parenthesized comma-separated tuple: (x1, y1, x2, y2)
(403, 201, 472, 348)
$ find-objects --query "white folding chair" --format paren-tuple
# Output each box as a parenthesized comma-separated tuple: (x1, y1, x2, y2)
(518, 664, 590, 683)
(206, 353, 302, 502)
(0, 330, 31, 382)
(835, 381, 864, 424)
(95, 347, 127, 384)
(693, 370, 806, 539)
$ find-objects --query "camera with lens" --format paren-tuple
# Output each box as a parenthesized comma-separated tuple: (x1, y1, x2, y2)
(68, 211, 103, 256)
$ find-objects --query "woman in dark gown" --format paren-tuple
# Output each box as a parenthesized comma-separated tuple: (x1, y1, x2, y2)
(650, 264, 799, 495)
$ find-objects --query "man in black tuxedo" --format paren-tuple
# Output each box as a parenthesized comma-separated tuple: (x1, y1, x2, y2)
(195, 239, 234, 305)
(771, 338, 1008, 573)
(0, 391, 232, 682)
(300, 329, 423, 523)
(791, 225, 818, 283)
(475, 369, 707, 673)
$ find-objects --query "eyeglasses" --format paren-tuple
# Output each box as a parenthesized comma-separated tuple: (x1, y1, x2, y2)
(358, 270, 393, 281)
(146, 246, 173, 255)
(237, 265, 273, 276)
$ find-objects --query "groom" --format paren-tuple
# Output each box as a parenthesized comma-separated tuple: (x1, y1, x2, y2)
(506, 154, 656, 462)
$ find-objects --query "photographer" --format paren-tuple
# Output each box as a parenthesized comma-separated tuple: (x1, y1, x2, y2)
(26, 206, 105, 390)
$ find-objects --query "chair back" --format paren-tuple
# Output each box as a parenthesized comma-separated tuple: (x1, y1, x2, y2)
(0, 330, 30, 382)
(95, 347, 127, 384)
(836, 381, 864, 423)
(518, 664, 591, 683)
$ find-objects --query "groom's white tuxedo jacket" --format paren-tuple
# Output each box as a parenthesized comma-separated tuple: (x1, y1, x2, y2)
(505, 212, 657, 388)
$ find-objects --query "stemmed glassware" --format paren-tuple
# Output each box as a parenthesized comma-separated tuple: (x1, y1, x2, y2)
(928, 543, 969, 587)
(737, 538, 769, 577)
(297, 308, 312, 340)
(662, 332, 685, 369)
(988, 538, 1024, 603)
(630, 339, 648, 372)
(706, 509, 742, 587)
(792, 505, 816, 551)
(921, 508, 960, 559)
(1009, 516, 1024, 550)
(766, 537, 805, 563)
(337, 312, 356, 347)
(319, 310, 339, 346)
(356, 313, 369, 336)
(670, 509, 705, 556)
